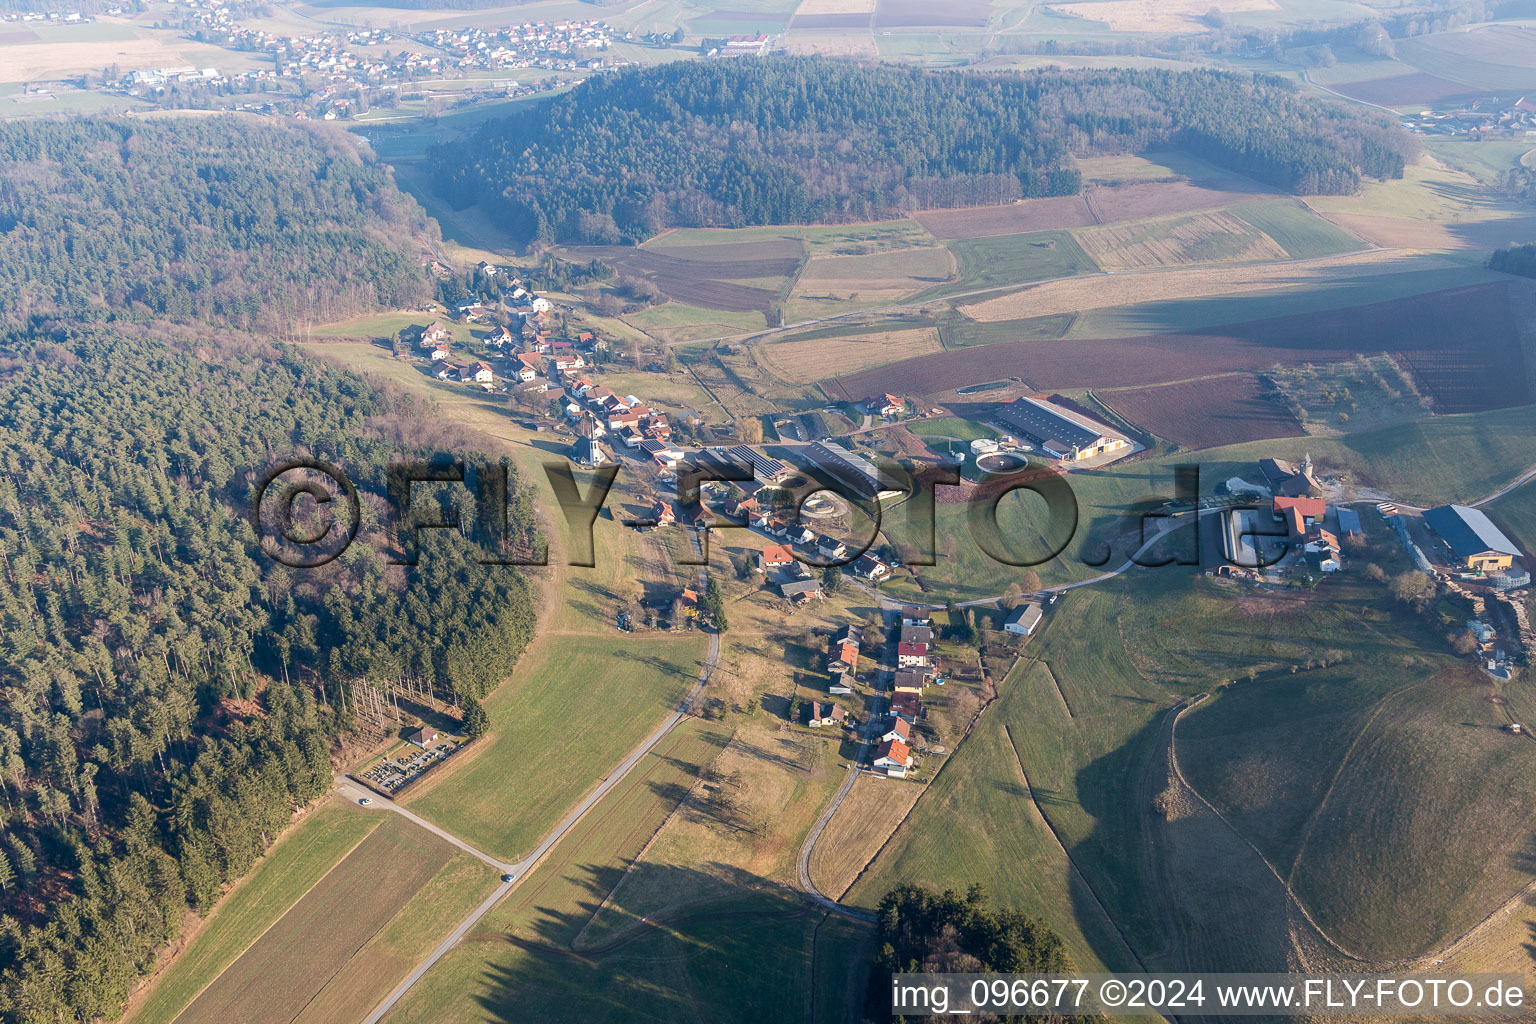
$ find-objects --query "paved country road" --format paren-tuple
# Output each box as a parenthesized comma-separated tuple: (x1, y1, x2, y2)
(356, 629, 721, 1024)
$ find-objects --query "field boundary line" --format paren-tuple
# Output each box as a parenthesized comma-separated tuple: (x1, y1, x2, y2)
(1004, 723, 1148, 972)
(1165, 695, 1372, 964)
(147, 817, 384, 1024)
(1283, 685, 1416, 886)
(568, 726, 737, 952)
(1038, 660, 1075, 718)
(281, 841, 457, 1024)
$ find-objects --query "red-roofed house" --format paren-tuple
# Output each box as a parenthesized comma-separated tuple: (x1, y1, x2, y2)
(827, 638, 859, 674)
(880, 717, 911, 744)
(897, 641, 930, 668)
(874, 738, 912, 777)
(1273, 496, 1326, 538)
(759, 544, 795, 571)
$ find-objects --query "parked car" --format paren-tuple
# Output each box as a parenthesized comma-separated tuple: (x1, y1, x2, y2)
(359, 797, 372, 805)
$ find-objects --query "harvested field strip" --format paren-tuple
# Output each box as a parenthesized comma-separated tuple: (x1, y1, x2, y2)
(1075, 209, 1288, 270)
(756, 326, 942, 384)
(914, 195, 1095, 239)
(827, 281, 1529, 415)
(172, 815, 451, 1024)
(1098, 373, 1305, 450)
(126, 804, 381, 1024)
(957, 250, 1419, 324)
(289, 849, 497, 1024)
(807, 774, 923, 900)
(561, 246, 791, 313)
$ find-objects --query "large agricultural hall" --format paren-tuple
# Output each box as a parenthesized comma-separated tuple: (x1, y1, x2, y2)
(993, 396, 1130, 463)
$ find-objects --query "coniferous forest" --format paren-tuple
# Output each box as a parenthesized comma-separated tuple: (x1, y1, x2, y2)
(429, 58, 1413, 245)
(0, 117, 432, 328)
(0, 115, 538, 1023)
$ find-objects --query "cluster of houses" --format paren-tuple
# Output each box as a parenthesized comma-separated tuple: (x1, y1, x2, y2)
(422, 21, 613, 73)
(559, 381, 672, 469)
(107, 0, 615, 114)
(801, 610, 941, 778)
(410, 275, 614, 396)
(1218, 455, 1361, 576)
(751, 522, 892, 605)
(875, 607, 944, 777)
(1402, 96, 1536, 139)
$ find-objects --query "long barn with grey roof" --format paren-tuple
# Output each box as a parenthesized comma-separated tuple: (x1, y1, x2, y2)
(1422, 504, 1522, 573)
(993, 396, 1128, 462)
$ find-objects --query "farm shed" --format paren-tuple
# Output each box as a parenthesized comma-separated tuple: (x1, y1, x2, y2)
(802, 440, 903, 501)
(993, 396, 1128, 462)
(1003, 603, 1044, 636)
(1422, 505, 1522, 572)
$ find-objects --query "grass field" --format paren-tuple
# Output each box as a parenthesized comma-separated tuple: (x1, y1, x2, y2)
(1396, 24, 1536, 92)
(756, 326, 942, 384)
(401, 634, 705, 859)
(623, 301, 768, 342)
(1162, 572, 1536, 959)
(1228, 199, 1363, 259)
(170, 815, 478, 1024)
(1075, 209, 1289, 270)
(1487, 479, 1536, 557)
(126, 802, 381, 1024)
(957, 249, 1425, 324)
(905, 415, 999, 443)
(575, 721, 849, 950)
(927, 229, 1099, 297)
(848, 597, 1166, 971)
(1424, 140, 1536, 187)
(381, 719, 870, 1024)
(859, 551, 1536, 975)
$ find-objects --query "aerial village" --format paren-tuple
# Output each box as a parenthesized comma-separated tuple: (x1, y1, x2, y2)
(386, 256, 1529, 782)
(95, 0, 618, 116)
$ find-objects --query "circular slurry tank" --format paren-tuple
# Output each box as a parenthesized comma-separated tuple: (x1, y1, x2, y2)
(975, 451, 1029, 475)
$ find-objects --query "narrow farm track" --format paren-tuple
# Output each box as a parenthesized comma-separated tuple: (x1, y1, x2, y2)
(356, 630, 721, 1024)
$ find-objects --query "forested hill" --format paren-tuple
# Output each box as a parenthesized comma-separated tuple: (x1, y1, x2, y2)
(0, 117, 431, 329)
(429, 58, 1412, 245)
(0, 326, 537, 1021)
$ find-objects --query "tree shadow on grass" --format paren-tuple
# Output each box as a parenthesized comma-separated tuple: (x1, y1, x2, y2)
(472, 860, 860, 1024)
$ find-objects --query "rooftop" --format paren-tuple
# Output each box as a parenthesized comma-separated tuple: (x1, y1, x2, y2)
(1423, 505, 1521, 559)
(994, 396, 1123, 453)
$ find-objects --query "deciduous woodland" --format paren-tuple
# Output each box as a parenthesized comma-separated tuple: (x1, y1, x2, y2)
(429, 58, 1413, 245)
(0, 118, 431, 328)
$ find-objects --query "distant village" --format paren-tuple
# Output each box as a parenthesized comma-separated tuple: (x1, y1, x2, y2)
(1400, 94, 1536, 139)
(83, 0, 622, 117)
